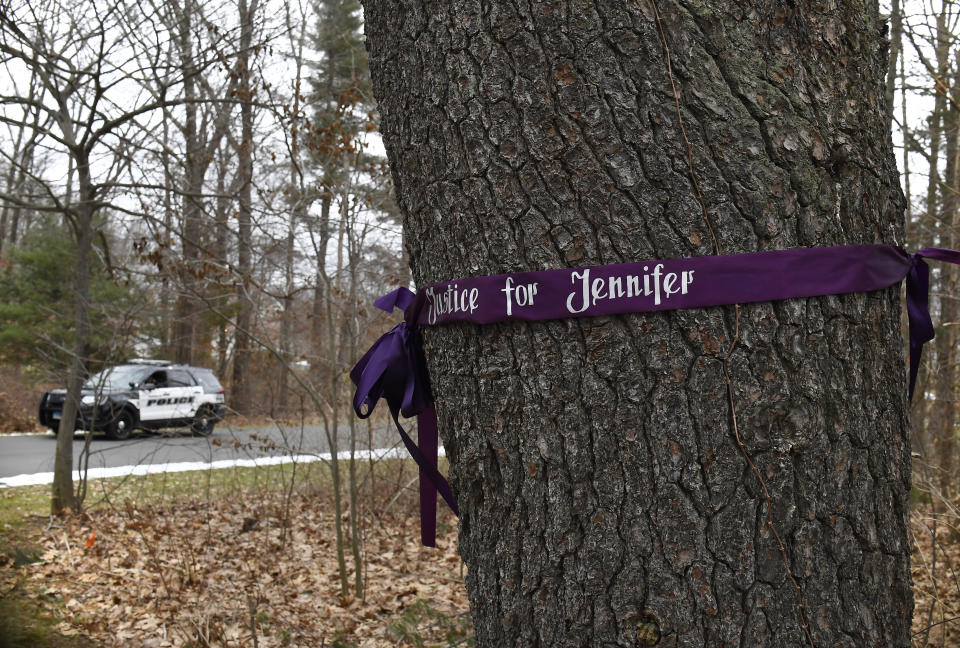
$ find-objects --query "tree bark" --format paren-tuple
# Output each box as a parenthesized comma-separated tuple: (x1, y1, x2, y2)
(52, 152, 94, 514)
(173, 0, 202, 364)
(922, 6, 951, 491)
(231, 0, 258, 414)
(363, 1, 911, 646)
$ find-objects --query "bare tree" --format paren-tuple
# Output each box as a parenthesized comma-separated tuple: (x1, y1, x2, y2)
(161, 0, 247, 365)
(230, 0, 262, 413)
(0, 67, 49, 254)
(275, 0, 312, 416)
(0, 0, 245, 512)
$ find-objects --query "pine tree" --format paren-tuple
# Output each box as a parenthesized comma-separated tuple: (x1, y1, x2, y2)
(307, 0, 379, 599)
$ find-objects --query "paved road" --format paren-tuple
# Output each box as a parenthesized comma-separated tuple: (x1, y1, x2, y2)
(0, 420, 400, 485)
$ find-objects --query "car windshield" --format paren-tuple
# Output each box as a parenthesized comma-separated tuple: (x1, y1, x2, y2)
(82, 366, 148, 391)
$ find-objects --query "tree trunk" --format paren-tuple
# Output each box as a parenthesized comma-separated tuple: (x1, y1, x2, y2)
(214, 144, 232, 378)
(52, 153, 95, 514)
(173, 0, 202, 365)
(170, 0, 238, 365)
(0, 108, 29, 254)
(161, 110, 175, 353)
(922, 6, 951, 491)
(0, 157, 16, 254)
(935, 61, 960, 497)
(231, 0, 259, 413)
(327, 203, 350, 597)
(278, 115, 302, 418)
(311, 193, 332, 383)
(363, 2, 911, 646)
(278, 2, 309, 416)
(277, 198, 296, 416)
(4, 84, 42, 251)
(347, 213, 364, 599)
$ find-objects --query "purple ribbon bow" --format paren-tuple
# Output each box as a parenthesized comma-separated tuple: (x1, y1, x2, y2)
(350, 286, 459, 546)
(907, 248, 960, 400)
(353, 245, 960, 546)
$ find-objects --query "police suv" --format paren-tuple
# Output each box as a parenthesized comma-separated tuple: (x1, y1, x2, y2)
(38, 360, 227, 440)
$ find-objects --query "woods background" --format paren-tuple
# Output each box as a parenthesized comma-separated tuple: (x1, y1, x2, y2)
(0, 0, 405, 423)
(2, 0, 960, 645)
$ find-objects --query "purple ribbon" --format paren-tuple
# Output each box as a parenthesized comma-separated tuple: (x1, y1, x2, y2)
(351, 244, 960, 546)
(906, 247, 960, 399)
(350, 287, 458, 546)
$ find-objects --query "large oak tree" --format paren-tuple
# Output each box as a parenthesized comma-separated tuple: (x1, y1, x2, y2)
(362, 1, 911, 645)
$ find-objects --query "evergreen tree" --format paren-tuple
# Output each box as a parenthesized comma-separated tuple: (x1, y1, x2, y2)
(310, 0, 371, 148)
(0, 230, 145, 373)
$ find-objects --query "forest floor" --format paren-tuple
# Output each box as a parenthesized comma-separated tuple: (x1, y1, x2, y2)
(0, 464, 470, 648)
(1, 467, 959, 647)
(911, 499, 960, 647)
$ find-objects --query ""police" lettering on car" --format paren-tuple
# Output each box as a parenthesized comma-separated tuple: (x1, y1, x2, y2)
(147, 396, 195, 406)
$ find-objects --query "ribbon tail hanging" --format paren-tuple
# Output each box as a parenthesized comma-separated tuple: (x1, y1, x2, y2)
(908, 341, 924, 403)
(905, 254, 935, 402)
(387, 403, 459, 546)
(417, 403, 439, 546)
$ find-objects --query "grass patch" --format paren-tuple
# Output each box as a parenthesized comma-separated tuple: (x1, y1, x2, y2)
(81, 452, 331, 506)
(387, 598, 475, 647)
(0, 449, 438, 526)
(0, 486, 48, 528)
(0, 586, 98, 648)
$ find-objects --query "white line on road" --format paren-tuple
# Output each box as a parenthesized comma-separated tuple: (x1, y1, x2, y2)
(0, 446, 447, 488)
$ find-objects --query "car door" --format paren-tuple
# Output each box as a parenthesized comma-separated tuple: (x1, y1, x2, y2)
(166, 368, 203, 420)
(139, 370, 177, 424)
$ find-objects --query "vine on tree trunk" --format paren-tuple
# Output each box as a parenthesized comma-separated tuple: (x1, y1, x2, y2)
(648, 0, 814, 644)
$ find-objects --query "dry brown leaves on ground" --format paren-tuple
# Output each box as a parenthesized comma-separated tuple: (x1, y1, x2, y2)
(7, 490, 960, 646)
(1, 490, 469, 647)
(912, 504, 960, 647)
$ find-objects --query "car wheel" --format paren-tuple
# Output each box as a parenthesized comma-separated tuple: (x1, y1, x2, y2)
(192, 405, 215, 436)
(106, 409, 135, 440)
